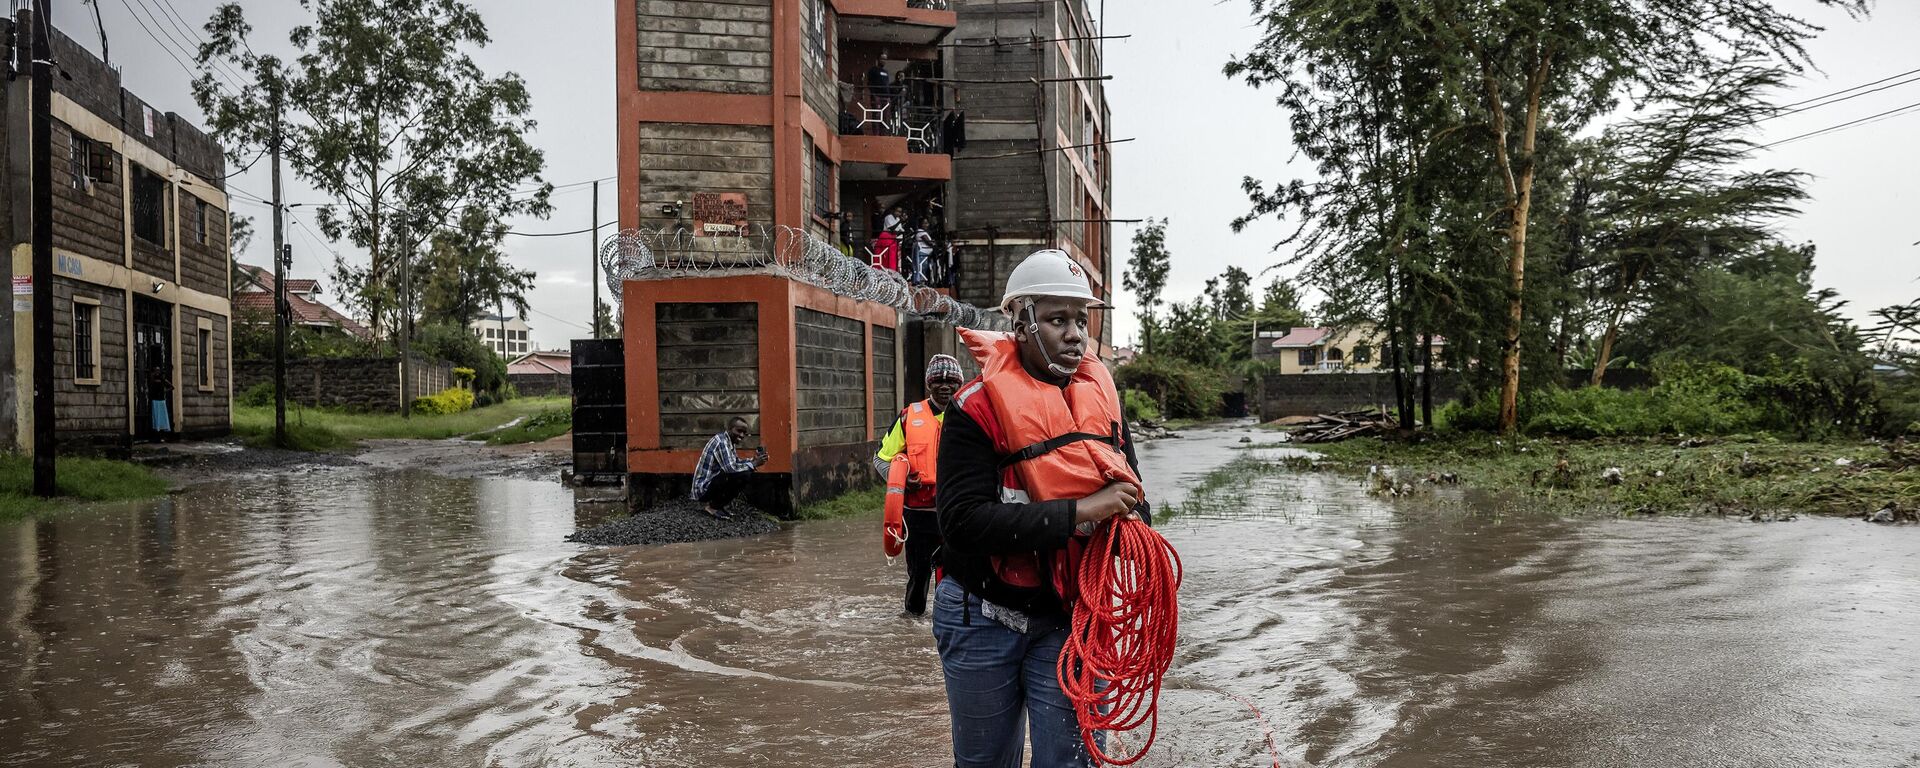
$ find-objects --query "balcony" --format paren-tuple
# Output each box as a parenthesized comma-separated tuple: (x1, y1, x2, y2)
(845, 234, 957, 289)
(836, 83, 952, 180)
(833, 0, 956, 45)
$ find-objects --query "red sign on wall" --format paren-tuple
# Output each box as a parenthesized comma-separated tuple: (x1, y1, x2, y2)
(692, 192, 749, 236)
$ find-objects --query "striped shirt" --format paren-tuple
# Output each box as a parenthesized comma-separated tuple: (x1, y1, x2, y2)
(691, 432, 755, 499)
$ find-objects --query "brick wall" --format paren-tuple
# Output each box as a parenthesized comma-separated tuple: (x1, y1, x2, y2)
(635, 123, 773, 259)
(178, 306, 230, 431)
(1256, 369, 1655, 421)
(656, 302, 759, 448)
(800, 0, 838, 125)
(510, 372, 571, 398)
(795, 307, 866, 447)
(51, 120, 125, 263)
(176, 188, 228, 296)
(1257, 372, 1462, 420)
(234, 356, 453, 413)
(53, 278, 129, 437)
(634, 0, 774, 94)
(871, 323, 896, 439)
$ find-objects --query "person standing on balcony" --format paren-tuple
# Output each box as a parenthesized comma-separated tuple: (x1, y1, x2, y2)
(866, 59, 893, 133)
(873, 354, 965, 616)
(911, 226, 936, 285)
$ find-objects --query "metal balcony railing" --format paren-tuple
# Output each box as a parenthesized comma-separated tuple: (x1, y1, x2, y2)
(838, 83, 950, 154)
(847, 234, 957, 288)
(906, 0, 950, 9)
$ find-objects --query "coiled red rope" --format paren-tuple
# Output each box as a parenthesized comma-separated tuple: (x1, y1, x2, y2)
(1058, 515, 1182, 766)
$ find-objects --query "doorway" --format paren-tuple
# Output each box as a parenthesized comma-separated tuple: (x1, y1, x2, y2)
(133, 296, 173, 440)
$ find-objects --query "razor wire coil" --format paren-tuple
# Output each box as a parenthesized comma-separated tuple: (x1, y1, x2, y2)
(598, 226, 1007, 330)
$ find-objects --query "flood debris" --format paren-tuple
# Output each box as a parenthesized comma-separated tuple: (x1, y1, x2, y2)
(1271, 408, 1402, 443)
(1131, 419, 1183, 441)
(566, 498, 781, 546)
(1865, 503, 1918, 524)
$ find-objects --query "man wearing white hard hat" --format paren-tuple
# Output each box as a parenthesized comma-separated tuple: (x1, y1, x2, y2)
(932, 249, 1150, 766)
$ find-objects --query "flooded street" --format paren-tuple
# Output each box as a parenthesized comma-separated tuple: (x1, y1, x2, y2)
(3, 428, 1918, 767)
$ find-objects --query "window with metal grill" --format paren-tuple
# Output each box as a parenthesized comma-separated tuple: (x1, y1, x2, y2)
(74, 303, 98, 381)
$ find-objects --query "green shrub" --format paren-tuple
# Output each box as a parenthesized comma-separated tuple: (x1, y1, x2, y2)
(1122, 389, 1162, 423)
(414, 323, 509, 396)
(1115, 355, 1225, 419)
(412, 387, 477, 415)
(452, 366, 477, 385)
(238, 381, 276, 408)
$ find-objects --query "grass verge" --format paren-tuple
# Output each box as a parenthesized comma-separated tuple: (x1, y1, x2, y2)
(0, 455, 170, 520)
(477, 406, 572, 446)
(797, 486, 885, 520)
(233, 396, 570, 450)
(1296, 434, 1916, 518)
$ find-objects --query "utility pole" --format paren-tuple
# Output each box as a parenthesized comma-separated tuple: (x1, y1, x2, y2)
(85, 0, 106, 69)
(269, 78, 289, 448)
(398, 219, 412, 419)
(29, 0, 56, 496)
(589, 179, 600, 339)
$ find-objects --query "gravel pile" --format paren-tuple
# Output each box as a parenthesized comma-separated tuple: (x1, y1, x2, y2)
(566, 497, 781, 546)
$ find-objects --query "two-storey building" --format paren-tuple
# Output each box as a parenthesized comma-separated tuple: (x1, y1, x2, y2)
(3, 15, 234, 449)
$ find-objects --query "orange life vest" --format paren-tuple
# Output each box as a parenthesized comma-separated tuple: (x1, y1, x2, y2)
(882, 399, 943, 557)
(959, 328, 1141, 504)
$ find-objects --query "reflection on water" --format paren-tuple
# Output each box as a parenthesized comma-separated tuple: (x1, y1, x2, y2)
(2, 430, 1917, 767)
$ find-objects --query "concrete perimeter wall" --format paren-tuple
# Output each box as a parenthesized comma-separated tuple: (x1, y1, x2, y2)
(235, 356, 453, 413)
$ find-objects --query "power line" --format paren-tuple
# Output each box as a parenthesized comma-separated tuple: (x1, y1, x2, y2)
(147, 0, 253, 89)
(1759, 74, 1920, 123)
(1759, 98, 1920, 149)
(115, 0, 195, 79)
(1778, 65, 1920, 109)
(525, 305, 591, 331)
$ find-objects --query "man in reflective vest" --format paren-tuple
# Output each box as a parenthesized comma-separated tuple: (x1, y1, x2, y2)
(874, 353, 965, 616)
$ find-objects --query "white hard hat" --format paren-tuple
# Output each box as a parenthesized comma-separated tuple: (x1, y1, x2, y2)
(1000, 249, 1102, 313)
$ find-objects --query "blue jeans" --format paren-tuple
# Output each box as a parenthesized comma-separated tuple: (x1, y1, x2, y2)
(931, 579, 1093, 767)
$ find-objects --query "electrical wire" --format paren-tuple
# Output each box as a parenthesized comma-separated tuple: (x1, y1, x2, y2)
(1777, 65, 1920, 109)
(1757, 74, 1920, 123)
(115, 0, 197, 80)
(1759, 98, 1920, 149)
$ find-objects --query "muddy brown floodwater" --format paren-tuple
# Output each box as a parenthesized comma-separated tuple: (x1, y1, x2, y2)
(3, 427, 1917, 767)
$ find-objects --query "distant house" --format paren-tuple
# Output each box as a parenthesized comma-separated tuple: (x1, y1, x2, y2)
(469, 314, 532, 357)
(1265, 324, 1446, 374)
(1113, 346, 1139, 367)
(233, 264, 370, 339)
(507, 349, 571, 396)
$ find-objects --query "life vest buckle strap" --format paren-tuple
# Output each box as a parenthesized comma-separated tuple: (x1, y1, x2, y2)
(997, 431, 1119, 470)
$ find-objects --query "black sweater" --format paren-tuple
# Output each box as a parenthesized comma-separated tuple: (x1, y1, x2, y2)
(933, 404, 1146, 619)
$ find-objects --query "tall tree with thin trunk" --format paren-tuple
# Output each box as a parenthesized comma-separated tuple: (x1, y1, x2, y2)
(193, 0, 551, 347)
(1124, 218, 1172, 353)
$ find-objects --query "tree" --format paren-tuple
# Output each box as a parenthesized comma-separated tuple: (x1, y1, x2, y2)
(1583, 65, 1808, 384)
(1258, 278, 1306, 327)
(420, 206, 534, 327)
(1228, 0, 1866, 433)
(1215, 266, 1255, 319)
(1123, 218, 1172, 353)
(194, 0, 552, 347)
(228, 212, 257, 290)
(1161, 297, 1220, 367)
(592, 301, 621, 339)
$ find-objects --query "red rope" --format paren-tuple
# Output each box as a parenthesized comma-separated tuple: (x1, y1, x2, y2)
(1058, 516, 1182, 766)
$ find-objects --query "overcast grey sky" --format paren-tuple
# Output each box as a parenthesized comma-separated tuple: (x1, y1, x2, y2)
(84, 0, 1917, 352)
